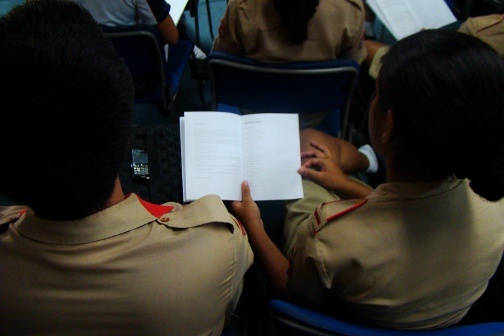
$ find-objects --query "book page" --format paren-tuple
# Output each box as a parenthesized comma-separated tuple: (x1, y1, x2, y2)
(241, 113, 303, 201)
(407, 0, 456, 31)
(367, 0, 421, 40)
(367, 0, 456, 40)
(181, 111, 243, 201)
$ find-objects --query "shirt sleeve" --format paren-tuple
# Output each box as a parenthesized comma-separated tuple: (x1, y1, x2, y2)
(226, 216, 254, 318)
(457, 20, 471, 35)
(286, 217, 333, 308)
(137, 0, 171, 25)
(212, 0, 245, 55)
(0, 206, 26, 228)
(338, 2, 367, 63)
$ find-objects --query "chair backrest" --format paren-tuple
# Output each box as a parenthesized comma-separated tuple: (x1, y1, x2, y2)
(102, 25, 193, 117)
(102, 25, 169, 111)
(268, 299, 504, 336)
(206, 52, 359, 139)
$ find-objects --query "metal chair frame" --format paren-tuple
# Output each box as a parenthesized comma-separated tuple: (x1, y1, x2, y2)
(207, 52, 360, 139)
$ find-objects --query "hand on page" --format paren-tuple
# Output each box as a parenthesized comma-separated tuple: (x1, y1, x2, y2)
(301, 141, 341, 165)
(298, 151, 350, 192)
(301, 140, 370, 173)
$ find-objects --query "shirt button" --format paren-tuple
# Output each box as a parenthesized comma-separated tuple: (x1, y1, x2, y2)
(160, 217, 170, 222)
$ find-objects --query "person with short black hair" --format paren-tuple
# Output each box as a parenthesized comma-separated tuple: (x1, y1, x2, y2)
(0, 1, 252, 334)
(230, 29, 504, 330)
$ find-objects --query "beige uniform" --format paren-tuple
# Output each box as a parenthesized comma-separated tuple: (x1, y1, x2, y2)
(284, 177, 504, 330)
(0, 194, 253, 336)
(369, 14, 504, 79)
(458, 14, 504, 58)
(212, 0, 366, 129)
(213, 0, 367, 64)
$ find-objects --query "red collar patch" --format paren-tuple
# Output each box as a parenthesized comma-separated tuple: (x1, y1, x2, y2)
(133, 194, 174, 217)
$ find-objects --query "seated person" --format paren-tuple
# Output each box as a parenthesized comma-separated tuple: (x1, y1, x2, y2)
(74, 0, 179, 44)
(72, 0, 206, 58)
(0, 1, 253, 334)
(229, 29, 504, 330)
(458, 13, 504, 57)
(212, 0, 367, 128)
(365, 13, 504, 80)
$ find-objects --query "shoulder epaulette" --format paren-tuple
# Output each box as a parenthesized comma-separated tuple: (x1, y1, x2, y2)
(156, 194, 236, 232)
(312, 198, 368, 232)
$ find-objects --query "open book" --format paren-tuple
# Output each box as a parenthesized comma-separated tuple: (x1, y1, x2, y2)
(180, 112, 304, 202)
(366, 0, 457, 41)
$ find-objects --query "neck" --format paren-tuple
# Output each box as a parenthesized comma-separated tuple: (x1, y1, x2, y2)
(103, 177, 126, 209)
(385, 155, 447, 183)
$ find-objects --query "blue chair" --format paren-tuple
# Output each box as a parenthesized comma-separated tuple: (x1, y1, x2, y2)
(268, 299, 504, 336)
(102, 25, 204, 118)
(206, 52, 360, 139)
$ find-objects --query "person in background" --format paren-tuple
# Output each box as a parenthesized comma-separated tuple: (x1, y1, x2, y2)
(74, 0, 179, 44)
(73, 0, 207, 59)
(212, 0, 367, 129)
(229, 29, 504, 330)
(458, 12, 504, 57)
(0, 1, 252, 335)
(213, 0, 366, 63)
(364, 13, 504, 80)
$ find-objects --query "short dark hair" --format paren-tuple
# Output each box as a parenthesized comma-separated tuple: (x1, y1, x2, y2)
(273, 0, 320, 44)
(378, 29, 504, 201)
(0, 0, 135, 219)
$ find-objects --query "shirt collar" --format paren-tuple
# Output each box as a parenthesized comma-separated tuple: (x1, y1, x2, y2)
(15, 194, 173, 245)
(367, 175, 463, 202)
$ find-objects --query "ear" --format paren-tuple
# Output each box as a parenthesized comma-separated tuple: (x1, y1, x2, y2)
(380, 108, 395, 144)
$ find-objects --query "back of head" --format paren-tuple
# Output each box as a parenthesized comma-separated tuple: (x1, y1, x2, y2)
(377, 29, 504, 201)
(0, 0, 135, 219)
(273, 0, 320, 44)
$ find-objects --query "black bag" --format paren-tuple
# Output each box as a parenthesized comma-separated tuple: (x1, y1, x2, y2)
(119, 124, 183, 204)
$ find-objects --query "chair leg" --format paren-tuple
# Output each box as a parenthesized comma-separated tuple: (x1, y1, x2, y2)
(162, 86, 176, 119)
(195, 3, 200, 46)
(196, 76, 206, 108)
(189, 54, 207, 108)
(205, 0, 214, 40)
(188, 0, 201, 46)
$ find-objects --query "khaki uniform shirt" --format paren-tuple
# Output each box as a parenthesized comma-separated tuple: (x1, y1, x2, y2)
(368, 14, 504, 80)
(458, 14, 504, 58)
(284, 177, 504, 330)
(0, 194, 253, 336)
(212, 0, 367, 64)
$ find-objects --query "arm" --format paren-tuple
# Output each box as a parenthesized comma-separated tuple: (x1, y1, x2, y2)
(299, 130, 373, 199)
(156, 14, 179, 45)
(230, 181, 291, 298)
(212, 0, 243, 55)
(338, 5, 367, 63)
(298, 156, 373, 199)
(300, 128, 369, 173)
(363, 40, 390, 80)
(301, 140, 370, 173)
(137, 0, 179, 45)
